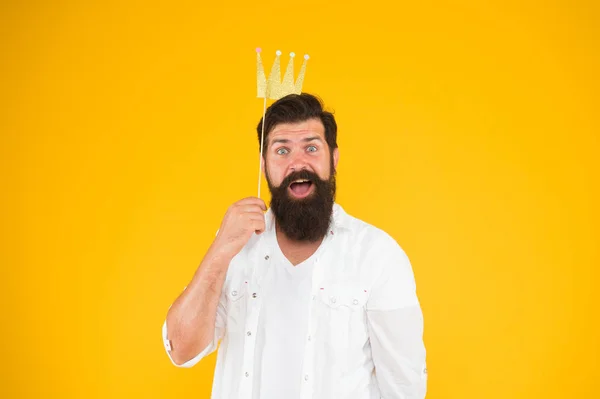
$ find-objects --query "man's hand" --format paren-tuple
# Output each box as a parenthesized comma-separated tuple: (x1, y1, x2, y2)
(213, 197, 267, 259)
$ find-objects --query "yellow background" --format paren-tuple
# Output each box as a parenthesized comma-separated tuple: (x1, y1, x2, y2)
(1, 0, 598, 397)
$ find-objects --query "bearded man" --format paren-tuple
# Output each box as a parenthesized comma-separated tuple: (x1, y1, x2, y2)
(162, 93, 428, 399)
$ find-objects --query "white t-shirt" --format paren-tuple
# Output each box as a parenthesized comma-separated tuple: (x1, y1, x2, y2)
(253, 240, 317, 399)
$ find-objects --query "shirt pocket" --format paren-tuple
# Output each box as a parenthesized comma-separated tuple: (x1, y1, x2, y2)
(225, 280, 247, 334)
(316, 283, 369, 352)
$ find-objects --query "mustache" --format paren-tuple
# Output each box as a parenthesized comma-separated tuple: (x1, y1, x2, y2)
(279, 170, 322, 188)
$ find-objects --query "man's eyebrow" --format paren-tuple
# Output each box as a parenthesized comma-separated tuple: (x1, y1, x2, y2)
(270, 138, 290, 145)
(269, 136, 323, 145)
(302, 136, 323, 142)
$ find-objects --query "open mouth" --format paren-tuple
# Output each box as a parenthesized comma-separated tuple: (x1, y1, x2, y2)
(288, 178, 314, 199)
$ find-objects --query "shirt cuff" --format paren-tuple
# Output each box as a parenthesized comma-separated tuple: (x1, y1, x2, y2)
(162, 320, 216, 368)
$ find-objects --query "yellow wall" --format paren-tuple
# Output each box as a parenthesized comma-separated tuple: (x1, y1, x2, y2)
(2, 0, 598, 397)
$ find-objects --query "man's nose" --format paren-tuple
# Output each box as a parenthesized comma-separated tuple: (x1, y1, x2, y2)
(289, 151, 309, 172)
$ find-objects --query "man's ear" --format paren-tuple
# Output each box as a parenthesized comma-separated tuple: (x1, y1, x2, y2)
(333, 148, 340, 170)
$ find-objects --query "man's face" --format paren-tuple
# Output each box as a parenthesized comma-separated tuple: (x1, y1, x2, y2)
(264, 118, 337, 191)
(262, 118, 340, 242)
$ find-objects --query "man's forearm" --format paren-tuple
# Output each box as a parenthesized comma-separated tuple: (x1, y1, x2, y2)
(165, 243, 233, 365)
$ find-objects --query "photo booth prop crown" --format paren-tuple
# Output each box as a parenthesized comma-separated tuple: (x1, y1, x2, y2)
(256, 48, 309, 100)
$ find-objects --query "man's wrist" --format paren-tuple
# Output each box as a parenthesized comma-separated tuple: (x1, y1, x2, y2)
(206, 239, 236, 266)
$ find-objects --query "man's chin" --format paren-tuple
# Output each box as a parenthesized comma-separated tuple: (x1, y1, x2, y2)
(269, 189, 335, 242)
(286, 191, 317, 202)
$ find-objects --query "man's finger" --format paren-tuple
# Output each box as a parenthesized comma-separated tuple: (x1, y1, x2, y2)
(238, 205, 266, 215)
(236, 197, 267, 210)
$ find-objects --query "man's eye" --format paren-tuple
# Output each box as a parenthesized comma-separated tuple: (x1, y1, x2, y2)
(307, 145, 317, 152)
(276, 148, 289, 155)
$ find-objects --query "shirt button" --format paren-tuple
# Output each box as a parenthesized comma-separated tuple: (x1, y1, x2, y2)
(304, 374, 309, 381)
(232, 290, 238, 297)
(353, 299, 359, 305)
(252, 293, 258, 298)
(247, 331, 252, 336)
(265, 255, 269, 260)
(330, 296, 337, 304)
(245, 372, 250, 377)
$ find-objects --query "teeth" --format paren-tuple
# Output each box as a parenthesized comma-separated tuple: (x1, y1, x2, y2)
(293, 179, 309, 183)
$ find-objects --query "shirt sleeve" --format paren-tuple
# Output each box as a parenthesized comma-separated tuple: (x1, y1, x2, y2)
(366, 236, 428, 399)
(162, 287, 227, 368)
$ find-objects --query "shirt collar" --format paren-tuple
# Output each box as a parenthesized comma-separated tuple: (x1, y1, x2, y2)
(264, 202, 351, 235)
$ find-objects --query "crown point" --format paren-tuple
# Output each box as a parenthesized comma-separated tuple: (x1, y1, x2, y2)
(290, 52, 295, 57)
(304, 54, 310, 60)
(276, 50, 282, 56)
(256, 47, 262, 53)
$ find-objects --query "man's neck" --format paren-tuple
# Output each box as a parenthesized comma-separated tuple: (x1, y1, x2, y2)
(275, 225, 324, 266)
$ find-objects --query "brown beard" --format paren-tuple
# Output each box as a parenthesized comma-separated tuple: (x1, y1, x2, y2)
(266, 163, 336, 242)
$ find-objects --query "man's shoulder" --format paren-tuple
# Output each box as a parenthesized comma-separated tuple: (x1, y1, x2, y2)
(338, 207, 408, 268)
(334, 206, 413, 289)
(336, 204, 406, 257)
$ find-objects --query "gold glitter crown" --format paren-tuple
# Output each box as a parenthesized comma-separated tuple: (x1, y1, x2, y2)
(256, 48, 310, 100)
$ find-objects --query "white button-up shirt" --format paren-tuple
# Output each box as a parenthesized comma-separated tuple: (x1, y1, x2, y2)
(163, 203, 427, 399)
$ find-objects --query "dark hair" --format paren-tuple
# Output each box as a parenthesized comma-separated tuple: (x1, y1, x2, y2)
(256, 93, 338, 154)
